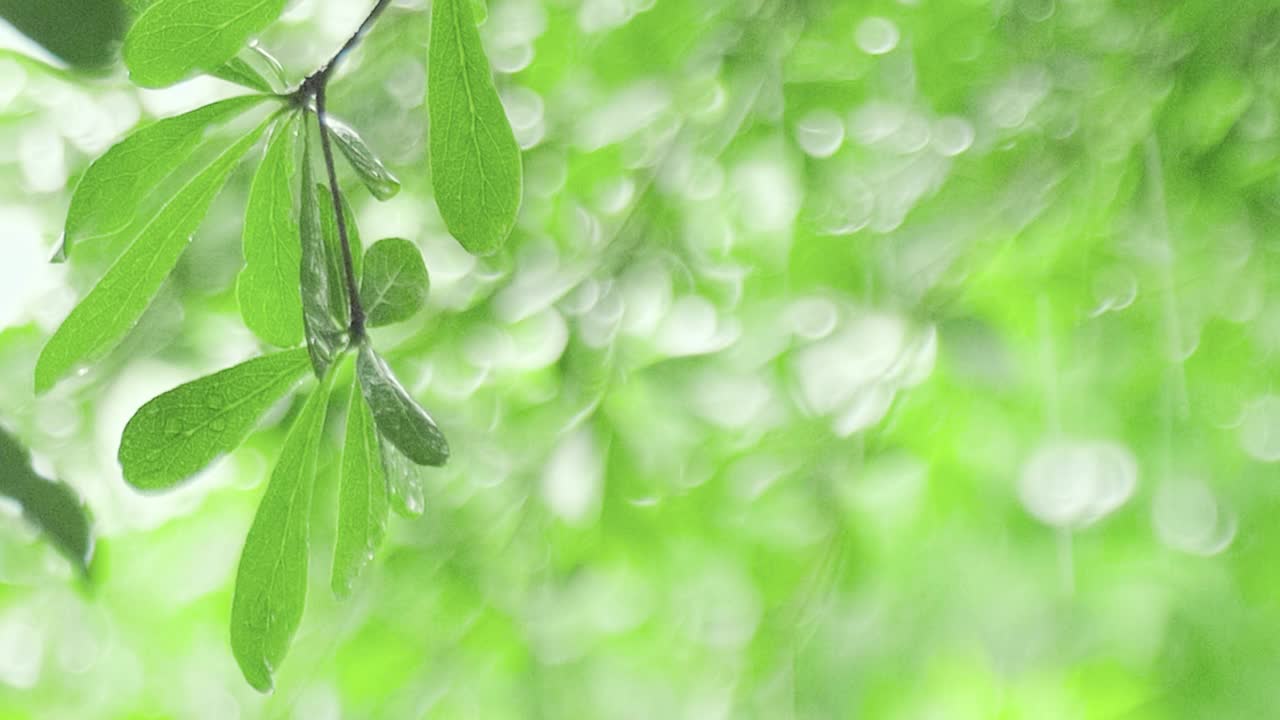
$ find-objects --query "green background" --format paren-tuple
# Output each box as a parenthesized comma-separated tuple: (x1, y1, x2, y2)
(2, 0, 1280, 717)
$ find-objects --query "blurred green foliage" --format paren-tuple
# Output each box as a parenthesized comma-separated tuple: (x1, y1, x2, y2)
(2, 0, 1280, 717)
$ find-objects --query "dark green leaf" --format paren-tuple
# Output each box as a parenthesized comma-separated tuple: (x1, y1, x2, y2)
(379, 432, 427, 518)
(118, 348, 312, 491)
(0, 427, 93, 574)
(361, 238, 429, 327)
(299, 119, 346, 378)
(326, 115, 401, 201)
(428, 0, 524, 256)
(36, 116, 272, 394)
(62, 95, 267, 260)
(315, 183, 364, 329)
(239, 113, 304, 348)
(124, 0, 289, 88)
(230, 371, 334, 694)
(357, 345, 449, 467)
(332, 381, 389, 598)
(0, 0, 127, 70)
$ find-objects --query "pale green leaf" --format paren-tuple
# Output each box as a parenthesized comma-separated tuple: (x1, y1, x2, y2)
(361, 238, 429, 327)
(62, 95, 266, 259)
(230, 371, 334, 694)
(428, 0, 523, 256)
(299, 119, 346, 378)
(314, 183, 364, 329)
(212, 45, 287, 93)
(36, 117, 272, 394)
(332, 381, 389, 598)
(357, 344, 449, 467)
(238, 113, 304, 348)
(124, 0, 289, 88)
(118, 348, 312, 491)
(326, 115, 401, 201)
(379, 431, 427, 518)
(0, 427, 93, 574)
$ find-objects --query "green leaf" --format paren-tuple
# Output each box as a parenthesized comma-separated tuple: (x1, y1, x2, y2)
(326, 115, 401, 201)
(0, 427, 93, 574)
(213, 45, 287, 93)
(379, 432, 427, 518)
(230, 370, 334, 694)
(315, 183, 364, 329)
(332, 381, 389, 598)
(299, 119, 346, 378)
(428, 0, 524, 256)
(124, 0, 289, 88)
(118, 348, 312, 491)
(357, 344, 449, 467)
(360, 238, 430, 327)
(36, 117, 273, 394)
(62, 95, 267, 260)
(238, 113, 304, 348)
(0, 0, 127, 70)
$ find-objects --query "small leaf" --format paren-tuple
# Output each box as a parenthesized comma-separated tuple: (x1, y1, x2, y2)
(238, 113, 304, 348)
(428, 0, 523, 256)
(0, 427, 93, 574)
(379, 433, 427, 518)
(230, 371, 334, 694)
(36, 117, 272, 394)
(314, 183, 364, 329)
(124, 0, 289, 88)
(213, 58, 274, 94)
(357, 344, 449, 467)
(118, 348, 312, 491)
(63, 95, 266, 259)
(326, 115, 401, 201)
(361, 238, 429, 327)
(332, 381, 389, 598)
(299, 119, 346, 378)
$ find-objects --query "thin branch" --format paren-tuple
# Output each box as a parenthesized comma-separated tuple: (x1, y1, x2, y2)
(295, 0, 395, 342)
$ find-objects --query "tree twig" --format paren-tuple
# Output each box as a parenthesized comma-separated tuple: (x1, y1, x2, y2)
(296, 0, 395, 342)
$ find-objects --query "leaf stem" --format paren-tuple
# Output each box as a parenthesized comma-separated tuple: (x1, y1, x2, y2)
(295, 0, 395, 342)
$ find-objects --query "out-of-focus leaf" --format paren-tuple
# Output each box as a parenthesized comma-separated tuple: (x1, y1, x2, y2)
(239, 113, 304, 348)
(124, 0, 289, 88)
(118, 348, 312, 491)
(230, 371, 333, 694)
(333, 381, 388, 598)
(428, 0, 523, 256)
(299, 119, 346, 378)
(326, 115, 401, 201)
(62, 95, 267, 260)
(36, 117, 272, 394)
(0, 0, 127, 70)
(0, 427, 92, 574)
(357, 344, 448, 467)
(360, 238, 429, 327)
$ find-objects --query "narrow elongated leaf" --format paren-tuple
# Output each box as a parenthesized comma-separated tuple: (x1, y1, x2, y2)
(230, 372, 334, 694)
(380, 433, 427, 518)
(212, 58, 274, 93)
(357, 345, 449, 467)
(0, 427, 93, 574)
(124, 0, 289, 88)
(63, 95, 266, 259)
(315, 183, 364, 329)
(326, 116, 401, 201)
(238, 114, 304, 348)
(361, 238, 429, 327)
(118, 348, 312, 490)
(428, 0, 524, 256)
(299, 120, 346, 378)
(36, 118, 272, 394)
(332, 382, 388, 598)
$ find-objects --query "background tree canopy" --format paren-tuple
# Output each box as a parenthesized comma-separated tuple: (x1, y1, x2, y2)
(2, 0, 1280, 717)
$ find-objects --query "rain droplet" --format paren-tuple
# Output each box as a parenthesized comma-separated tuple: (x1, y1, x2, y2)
(794, 110, 845, 158)
(931, 116, 975, 156)
(1240, 394, 1280, 462)
(855, 17, 900, 55)
(1018, 440, 1138, 529)
(1152, 478, 1235, 556)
